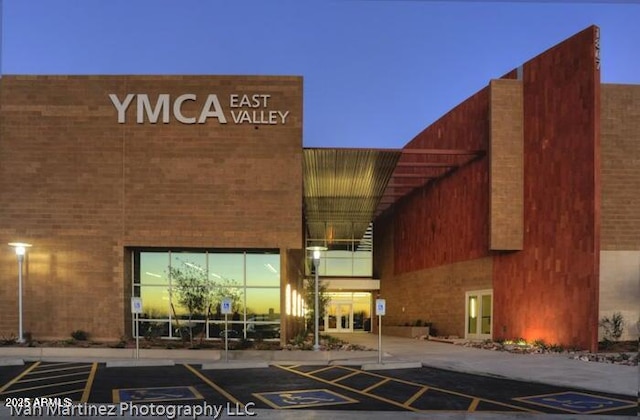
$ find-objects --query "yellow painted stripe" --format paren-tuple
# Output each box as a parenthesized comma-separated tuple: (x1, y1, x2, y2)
(26, 365, 91, 375)
(1, 379, 87, 394)
(112, 389, 120, 404)
(339, 365, 541, 413)
(17, 370, 91, 383)
(32, 388, 85, 400)
(183, 364, 243, 408)
(306, 366, 335, 375)
(468, 398, 480, 412)
(362, 378, 391, 393)
(80, 363, 97, 403)
(0, 362, 41, 394)
(405, 386, 429, 406)
(331, 370, 361, 383)
(274, 364, 421, 412)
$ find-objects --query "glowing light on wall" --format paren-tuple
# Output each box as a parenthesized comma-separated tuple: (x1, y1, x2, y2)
(297, 294, 303, 318)
(292, 290, 297, 318)
(470, 297, 477, 319)
(286, 284, 291, 316)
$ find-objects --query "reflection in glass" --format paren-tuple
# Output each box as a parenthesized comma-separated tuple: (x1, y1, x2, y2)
(140, 252, 170, 285)
(481, 294, 492, 335)
(209, 253, 244, 286)
(134, 249, 280, 339)
(140, 286, 171, 318)
(245, 288, 280, 319)
(246, 253, 280, 287)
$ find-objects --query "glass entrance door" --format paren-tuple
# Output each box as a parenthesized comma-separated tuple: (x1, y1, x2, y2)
(325, 302, 353, 332)
(465, 290, 492, 340)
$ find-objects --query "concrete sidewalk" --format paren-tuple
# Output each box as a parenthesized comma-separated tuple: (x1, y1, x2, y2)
(0, 332, 637, 397)
(329, 332, 638, 397)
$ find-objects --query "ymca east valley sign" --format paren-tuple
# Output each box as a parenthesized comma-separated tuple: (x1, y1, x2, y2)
(109, 93, 290, 125)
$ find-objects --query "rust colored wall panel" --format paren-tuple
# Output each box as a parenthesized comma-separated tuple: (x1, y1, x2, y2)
(393, 87, 491, 274)
(489, 79, 524, 251)
(492, 26, 601, 351)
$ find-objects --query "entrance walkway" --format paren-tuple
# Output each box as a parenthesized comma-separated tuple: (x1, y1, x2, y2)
(329, 332, 637, 397)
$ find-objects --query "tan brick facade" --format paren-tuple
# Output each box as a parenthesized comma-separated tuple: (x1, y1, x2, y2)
(0, 76, 303, 340)
(601, 84, 640, 251)
(489, 79, 523, 251)
(379, 255, 493, 337)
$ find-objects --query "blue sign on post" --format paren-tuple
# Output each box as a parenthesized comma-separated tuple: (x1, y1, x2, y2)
(221, 298, 232, 315)
(375, 299, 386, 316)
(515, 392, 635, 414)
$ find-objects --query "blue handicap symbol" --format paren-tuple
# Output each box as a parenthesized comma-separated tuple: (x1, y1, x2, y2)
(255, 389, 356, 409)
(519, 392, 632, 413)
(117, 386, 201, 402)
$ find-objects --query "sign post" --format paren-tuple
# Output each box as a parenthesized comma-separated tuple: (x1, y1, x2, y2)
(221, 298, 232, 363)
(131, 297, 143, 359)
(375, 299, 386, 364)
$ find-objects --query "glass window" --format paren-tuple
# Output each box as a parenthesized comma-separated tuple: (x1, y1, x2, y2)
(245, 288, 280, 319)
(133, 248, 280, 340)
(246, 253, 280, 287)
(140, 252, 170, 286)
(140, 286, 171, 319)
(171, 252, 207, 281)
(209, 253, 245, 286)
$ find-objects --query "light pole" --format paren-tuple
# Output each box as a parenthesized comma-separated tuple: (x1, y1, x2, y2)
(312, 249, 321, 351)
(8, 242, 32, 343)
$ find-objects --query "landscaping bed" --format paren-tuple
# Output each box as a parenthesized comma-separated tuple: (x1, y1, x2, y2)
(455, 339, 638, 366)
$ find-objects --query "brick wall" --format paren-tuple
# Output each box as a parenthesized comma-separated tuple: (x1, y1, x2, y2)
(0, 76, 302, 340)
(379, 256, 492, 337)
(489, 79, 523, 251)
(392, 87, 491, 274)
(599, 84, 640, 341)
(601, 84, 640, 251)
(493, 26, 600, 351)
(375, 26, 603, 350)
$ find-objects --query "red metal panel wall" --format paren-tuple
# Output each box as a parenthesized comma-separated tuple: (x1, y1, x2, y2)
(393, 88, 491, 273)
(493, 26, 601, 351)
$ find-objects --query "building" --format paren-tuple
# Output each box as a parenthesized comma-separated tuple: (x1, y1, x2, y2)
(1, 26, 638, 351)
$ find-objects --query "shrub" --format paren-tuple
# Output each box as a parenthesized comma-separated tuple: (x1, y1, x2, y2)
(599, 312, 624, 342)
(532, 339, 548, 350)
(71, 330, 89, 341)
(1, 334, 17, 345)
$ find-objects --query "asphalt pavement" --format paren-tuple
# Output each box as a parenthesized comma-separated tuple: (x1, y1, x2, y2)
(0, 332, 637, 419)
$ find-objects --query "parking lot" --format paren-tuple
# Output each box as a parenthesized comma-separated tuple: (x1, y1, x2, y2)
(1, 361, 636, 416)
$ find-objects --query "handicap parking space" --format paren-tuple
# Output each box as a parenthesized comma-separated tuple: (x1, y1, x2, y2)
(1, 362, 637, 416)
(0, 362, 96, 403)
(358, 366, 637, 416)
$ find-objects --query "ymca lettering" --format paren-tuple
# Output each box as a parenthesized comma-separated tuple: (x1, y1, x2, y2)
(109, 93, 290, 125)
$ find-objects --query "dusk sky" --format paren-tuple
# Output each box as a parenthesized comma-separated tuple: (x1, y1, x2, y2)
(1, 0, 638, 148)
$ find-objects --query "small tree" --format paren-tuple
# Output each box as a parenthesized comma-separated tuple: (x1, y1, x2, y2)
(303, 276, 330, 333)
(168, 261, 210, 346)
(599, 312, 625, 343)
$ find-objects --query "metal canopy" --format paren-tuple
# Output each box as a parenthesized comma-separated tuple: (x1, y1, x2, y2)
(303, 147, 484, 244)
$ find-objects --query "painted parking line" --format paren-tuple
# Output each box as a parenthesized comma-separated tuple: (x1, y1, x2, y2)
(0, 362, 41, 395)
(253, 389, 358, 409)
(514, 391, 637, 414)
(113, 386, 203, 403)
(0, 362, 94, 403)
(183, 364, 244, 409)
(276, 364, 540, 413)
